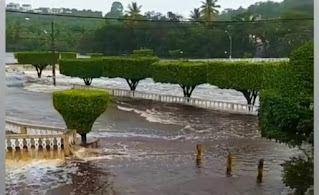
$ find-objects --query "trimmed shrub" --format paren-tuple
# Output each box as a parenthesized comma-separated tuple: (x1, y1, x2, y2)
(102, 56, 159, 91)
(60, 52, 77, 59)
(258, 90, 313, 146)
(261, 61, 290, 90)
(15, 51, 60, 78)
(131, 49, 155, 57)
(288, 42, 314, 97)
(89, 53, 104, 58)
(207, 60, 263, 105)
(53, 89, 109, 145)
(152, 60, 206, 97)
(259, 43, 314, 146)
(258, 43, 314, 194)
(207, 61, 263, 91)
(206, 60, 288, 105)
(59, 59, 103, 85)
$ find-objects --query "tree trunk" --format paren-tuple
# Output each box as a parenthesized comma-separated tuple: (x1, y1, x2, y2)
(238, 89, 259, 111)
(126, 79, 139, 91)
(180, 85, 196, 98)
(34, 65, 42, 78)
(81, 134, 87, 146)
(83, 78, 93, 86)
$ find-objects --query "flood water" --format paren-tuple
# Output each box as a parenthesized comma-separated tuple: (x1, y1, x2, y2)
(5, 68, 299, 195)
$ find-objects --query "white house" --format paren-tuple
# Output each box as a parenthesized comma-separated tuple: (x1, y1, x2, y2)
(50, 8, 63, 14)
(6, 3, 20, 10)
(21, 4, 32, 12)
(33, 9, 42, 13)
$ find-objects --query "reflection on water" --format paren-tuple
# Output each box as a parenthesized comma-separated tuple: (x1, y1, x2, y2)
(6, 148, 65, 162)
(5, 73, 299, 194)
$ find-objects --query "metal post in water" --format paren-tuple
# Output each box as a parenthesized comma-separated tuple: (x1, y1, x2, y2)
(226, 152, 232, 176)
(257, 159, 264, 183)
(196, 144, 203, 165)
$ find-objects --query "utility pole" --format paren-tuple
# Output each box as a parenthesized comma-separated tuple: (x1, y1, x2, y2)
(51, 21, 56, 86)
(225, 30, 232, 59)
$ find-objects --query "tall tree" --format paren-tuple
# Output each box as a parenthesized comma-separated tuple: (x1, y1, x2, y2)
(126, 2, 142, 19)
(200, 0, 220, 22)
(190, 8, 201, 22)
(105, 1, 124, 18)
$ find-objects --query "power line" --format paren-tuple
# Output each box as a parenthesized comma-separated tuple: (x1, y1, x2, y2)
(6, 9, 314, 24)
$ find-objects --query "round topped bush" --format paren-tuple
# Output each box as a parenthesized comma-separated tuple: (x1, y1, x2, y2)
(53, 89, 109, 145)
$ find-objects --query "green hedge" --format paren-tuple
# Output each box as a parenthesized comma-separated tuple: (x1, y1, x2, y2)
(207, 61, 262, 91)
(288, 42, 314, 97)
(59, 58, 103, 85)
(60, 52, 77, 59)
(258, 90, 313, 147)
(261, 61, 290, 90)
(206, 60, 289, 105)
(259, 43, 314, 147)
(15, 51, 60, 78)
(131, 49, 155, 57)
(102, 56, 159, 90)
(89, 53, 104, 58)
(152, 60, 207, 97)
(53, 89, 109, 144)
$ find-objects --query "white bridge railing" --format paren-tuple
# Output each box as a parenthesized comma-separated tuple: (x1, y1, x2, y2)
(73, 85, 259, 115)
(5, 119, 76, 158)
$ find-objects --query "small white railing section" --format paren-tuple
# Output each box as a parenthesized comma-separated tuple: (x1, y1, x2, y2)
(73, 85, 259, 115)
(5, 119, 76, 158)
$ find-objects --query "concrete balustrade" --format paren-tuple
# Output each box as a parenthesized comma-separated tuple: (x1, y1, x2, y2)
(5, 120, 77, 158)
(74, 85, 259, 115)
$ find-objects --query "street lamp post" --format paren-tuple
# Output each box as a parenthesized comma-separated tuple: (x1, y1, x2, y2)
(25, 18, 56, 86)
(51, 21, 56, 86)
(225, 30, 232, 59)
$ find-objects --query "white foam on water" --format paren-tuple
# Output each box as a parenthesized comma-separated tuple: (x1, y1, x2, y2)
(90, 130, 187, 141)
(24, 83, 71, 93)
(117, 105, 134, 112)
(117, 105, 186, 125)
(6, 159, 78, 195)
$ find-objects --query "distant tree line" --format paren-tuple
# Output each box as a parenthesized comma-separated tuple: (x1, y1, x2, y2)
(6, 0, 313, 59)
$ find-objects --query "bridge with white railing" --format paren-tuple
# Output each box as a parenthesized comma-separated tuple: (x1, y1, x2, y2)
(73, 85, 259, 115)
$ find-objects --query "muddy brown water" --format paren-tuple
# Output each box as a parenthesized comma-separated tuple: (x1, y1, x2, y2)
(6, 87, 299, 195)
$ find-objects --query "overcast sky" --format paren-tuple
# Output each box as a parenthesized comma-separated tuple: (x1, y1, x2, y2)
(9, 0, 283, 17)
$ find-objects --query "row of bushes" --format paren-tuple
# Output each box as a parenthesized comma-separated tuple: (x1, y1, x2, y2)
(59, 57, 289, 105)
(15, 49, 155, 78)
(15, 51, 77, 78)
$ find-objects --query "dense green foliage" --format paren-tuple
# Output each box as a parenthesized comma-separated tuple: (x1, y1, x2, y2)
(282, 157, 313, 195)
(259, 90, 313, 146)
(6, 12, 104, 52)
(6, 0, 313, 58)
(102, 56, 159, 90)
(60, 52, 77, 59)
(53, 89, 109, 144)
(259, 43, 314, 146)
(59, 59, 103, 85)
(207, 61, 263, 90)
(15, 51, 60, 78)
(152, 60, 207, 97)
(258, 43, 314, 193)
(206, 60, 289, 105)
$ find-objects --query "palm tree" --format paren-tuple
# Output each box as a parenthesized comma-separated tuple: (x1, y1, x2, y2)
(190, 8, 201, 22)
(200, 0, 220, 22)
(126, 2, 142, 19)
